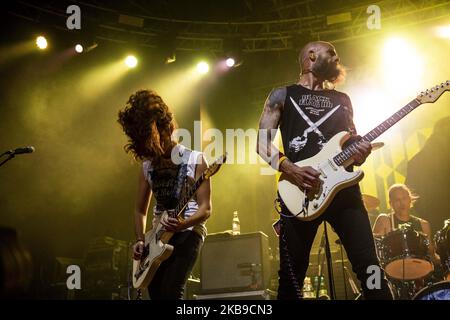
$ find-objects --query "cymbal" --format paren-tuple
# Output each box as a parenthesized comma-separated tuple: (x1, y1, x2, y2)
(362, 194, 380, 211)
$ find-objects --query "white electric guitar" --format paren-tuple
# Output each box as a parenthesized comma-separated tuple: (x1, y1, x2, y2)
(132, 154, 226, 289)
(277, 81, 449, 222)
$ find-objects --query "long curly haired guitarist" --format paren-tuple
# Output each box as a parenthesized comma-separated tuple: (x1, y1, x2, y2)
(118, 90, 211, 299)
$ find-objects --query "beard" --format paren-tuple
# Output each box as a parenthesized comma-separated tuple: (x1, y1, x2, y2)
(312, 56, 346, 84)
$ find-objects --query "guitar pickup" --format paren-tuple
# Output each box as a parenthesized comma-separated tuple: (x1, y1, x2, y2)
(319, 168, 327, 179)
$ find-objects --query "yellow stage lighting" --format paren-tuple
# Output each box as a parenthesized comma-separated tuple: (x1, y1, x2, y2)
(125, 55, 138, 68)
(36, 36, 48, 50)
(381, 37, 424, 95)
(196, 61, 209, 74)
(436, 25, 450, 38)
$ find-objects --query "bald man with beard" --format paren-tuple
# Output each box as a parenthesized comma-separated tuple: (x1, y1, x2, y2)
(257, 41, 393, 300)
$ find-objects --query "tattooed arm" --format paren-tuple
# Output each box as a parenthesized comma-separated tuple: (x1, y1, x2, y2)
(256, 87, 285, 165)
(257, 87, 320, 191)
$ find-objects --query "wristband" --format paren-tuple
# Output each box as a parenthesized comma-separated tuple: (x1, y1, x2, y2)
(278, 155, 287, 169)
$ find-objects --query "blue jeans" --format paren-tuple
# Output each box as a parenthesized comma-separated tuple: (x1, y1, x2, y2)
(148, 231, 203, 300)
(278, 186, 393, 300)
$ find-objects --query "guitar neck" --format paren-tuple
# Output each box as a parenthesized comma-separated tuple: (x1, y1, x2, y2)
(333, 99, 421, 166)
(174, 173, 205, 216)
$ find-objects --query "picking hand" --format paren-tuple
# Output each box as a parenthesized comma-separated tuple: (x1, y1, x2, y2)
(285, 164, 321, 193)
(160, 215, 186, 232)
(133, 240, 144, 260)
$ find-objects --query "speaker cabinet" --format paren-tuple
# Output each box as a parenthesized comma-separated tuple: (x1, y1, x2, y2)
(200, 231, 271, 293)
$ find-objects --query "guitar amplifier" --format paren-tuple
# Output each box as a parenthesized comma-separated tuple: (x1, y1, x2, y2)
(82, 237, 130, 294)
(200, 231, 271, 294)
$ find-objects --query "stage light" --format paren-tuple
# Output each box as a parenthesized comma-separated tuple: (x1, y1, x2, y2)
(226, 58, 235, 67)
(165, 53, 176, 64)
(125, 55, 138, 68)
(75, 44, 84, 53)
(381, 37, 423, 95)
(36, 36, 48, 50)
(436, 25, 450, 38)
(197, 61, 209, 74)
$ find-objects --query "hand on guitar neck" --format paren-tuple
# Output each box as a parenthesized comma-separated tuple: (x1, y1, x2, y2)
(343, 135, 372, 166)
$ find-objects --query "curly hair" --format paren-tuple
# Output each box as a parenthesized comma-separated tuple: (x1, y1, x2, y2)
(118, 90, 177, 163)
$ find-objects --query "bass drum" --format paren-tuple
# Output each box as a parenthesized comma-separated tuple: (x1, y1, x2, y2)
(435, 219, 450, 280)
(381, 227, 433, 280)
(413, 280, 450, 300)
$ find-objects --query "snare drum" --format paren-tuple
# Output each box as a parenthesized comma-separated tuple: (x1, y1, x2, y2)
(435, 219, 450, 280)
(381, 227, 433, 280)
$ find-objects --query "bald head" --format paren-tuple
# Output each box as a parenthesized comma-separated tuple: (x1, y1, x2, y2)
(299, 41, 336, 71)
(298, 41, 344, 83)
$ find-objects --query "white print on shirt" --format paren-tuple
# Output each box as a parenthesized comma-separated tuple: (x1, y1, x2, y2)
(297, 94, 334, 114)
(288, 96, 341, 153)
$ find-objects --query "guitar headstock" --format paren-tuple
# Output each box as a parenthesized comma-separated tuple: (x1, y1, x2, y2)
(416, 80, 450, 104)
(204, 153, 227, 179)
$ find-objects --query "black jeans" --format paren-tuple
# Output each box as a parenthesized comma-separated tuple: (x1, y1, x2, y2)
(148, 230, 203, 300)
(278, 187, 393, 300)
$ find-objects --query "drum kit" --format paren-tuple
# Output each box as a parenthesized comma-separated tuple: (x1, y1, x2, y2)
(364, 193, 450, 300)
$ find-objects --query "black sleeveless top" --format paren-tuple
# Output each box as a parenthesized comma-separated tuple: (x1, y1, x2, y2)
(391, 214, 423, 232)
(280, 84, 356, 163)
(279, 84, 363, 204)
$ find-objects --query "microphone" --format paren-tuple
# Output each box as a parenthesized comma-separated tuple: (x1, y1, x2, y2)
(10, 146, 35, 155)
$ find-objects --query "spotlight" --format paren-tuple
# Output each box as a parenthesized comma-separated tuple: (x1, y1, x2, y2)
(36, 36, 48, 50)
(225, 58, 235, 67)
(197, 61, 209, 74)
(382, 37, 423, 94)
(75, 44, 84, 53)
(165, 53, 176, 64)
(125, 55, 138, 68)
(436, 25, 450, 38)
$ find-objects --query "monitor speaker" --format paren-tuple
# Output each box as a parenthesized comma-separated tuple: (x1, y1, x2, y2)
(200, 231, 271, 293)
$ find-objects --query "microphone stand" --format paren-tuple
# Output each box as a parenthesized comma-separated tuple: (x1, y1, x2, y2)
(1, 148, 35, 168)
(315, 222, 336, 300)
(337, 239, 348, 300)
(0, 151, 15, 168)
(315, 232, 325, 299)
(344, 266, 362, 300)
(323, 222, 336, 300)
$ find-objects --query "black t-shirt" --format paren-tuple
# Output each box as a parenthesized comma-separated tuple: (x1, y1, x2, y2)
(280, 84, 362, 206)
(280, 84, 356, 163)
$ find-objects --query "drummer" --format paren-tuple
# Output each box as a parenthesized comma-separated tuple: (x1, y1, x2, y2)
(373, 183, 440, 264)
